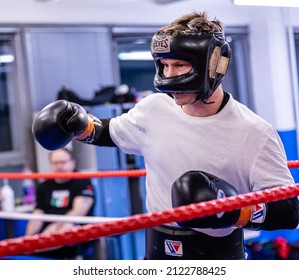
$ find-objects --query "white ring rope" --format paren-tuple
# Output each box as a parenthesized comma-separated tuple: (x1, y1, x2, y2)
(0, 211, 120, 224)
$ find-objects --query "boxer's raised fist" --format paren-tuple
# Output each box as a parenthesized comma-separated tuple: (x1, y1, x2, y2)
(32, 100, 90, 150)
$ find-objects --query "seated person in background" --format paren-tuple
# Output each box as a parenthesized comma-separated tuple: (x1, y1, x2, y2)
(25, 147, 95, 259)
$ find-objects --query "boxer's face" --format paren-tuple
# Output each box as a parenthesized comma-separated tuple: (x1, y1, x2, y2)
(161, 58, 192, 78)
(160, 58, 197, 106)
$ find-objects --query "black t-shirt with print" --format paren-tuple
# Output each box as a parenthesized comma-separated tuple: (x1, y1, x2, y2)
(35, 178, 95, 229)
(30, 178, 95, 259)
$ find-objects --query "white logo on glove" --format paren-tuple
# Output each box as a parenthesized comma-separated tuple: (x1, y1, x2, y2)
(216, 189, 226, 218)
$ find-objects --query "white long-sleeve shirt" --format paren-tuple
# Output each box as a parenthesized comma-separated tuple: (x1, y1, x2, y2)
(109, 93, 294, 236)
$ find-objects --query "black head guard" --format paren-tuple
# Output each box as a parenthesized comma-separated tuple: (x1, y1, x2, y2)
(151, 31, 231, 103)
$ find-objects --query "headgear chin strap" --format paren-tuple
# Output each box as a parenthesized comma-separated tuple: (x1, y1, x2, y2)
(151, 32, 231, 102)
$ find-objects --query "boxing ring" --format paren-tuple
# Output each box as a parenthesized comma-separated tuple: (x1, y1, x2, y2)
(0, 161, 299, 258)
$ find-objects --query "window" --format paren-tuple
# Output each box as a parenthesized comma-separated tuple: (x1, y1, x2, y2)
(0, 29, 28, 167)
(0, 37, 16, 151)
(294, 30, 299, 87)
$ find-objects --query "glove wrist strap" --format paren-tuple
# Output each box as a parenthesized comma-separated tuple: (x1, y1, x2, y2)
(235, 206, 252, 228)
(245, 203, 267, 231)
(74, 116, 94, 141)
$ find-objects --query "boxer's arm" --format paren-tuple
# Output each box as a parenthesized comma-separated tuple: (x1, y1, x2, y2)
(78, 117, 116, 147)
(231, 196, 299, 231)
(247, 198, 299, 231)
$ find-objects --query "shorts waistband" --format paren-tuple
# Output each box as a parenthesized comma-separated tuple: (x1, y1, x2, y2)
(153, 225, 200, 236)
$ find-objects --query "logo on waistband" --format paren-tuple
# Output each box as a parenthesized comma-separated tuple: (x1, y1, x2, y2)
(164, 239, 183, 257)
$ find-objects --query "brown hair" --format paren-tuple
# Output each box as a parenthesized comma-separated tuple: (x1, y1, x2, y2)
(155, 11, 224, 37)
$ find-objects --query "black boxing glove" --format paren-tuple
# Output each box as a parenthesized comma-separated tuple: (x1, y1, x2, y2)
(32, 100, 94, 150)
(171, 171, 263, 229)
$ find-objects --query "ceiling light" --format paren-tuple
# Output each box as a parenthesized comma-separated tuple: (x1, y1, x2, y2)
(233, 0, 299, 8)
(35, 0, 62, 3)
(118, 51, 153, 61)
(0, 55, 14, 63)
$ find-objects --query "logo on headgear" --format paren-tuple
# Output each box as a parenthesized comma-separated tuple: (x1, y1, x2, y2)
(151, 34, 171, 53)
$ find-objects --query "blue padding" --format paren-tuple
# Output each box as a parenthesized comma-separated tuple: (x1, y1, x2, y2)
(105, 237, 121, 260)
(1, 256, 55, 260)
(91, 178, 106, 216)
(13, 219, 28, 237)
(101, 177, 131, 217)
(277, 129, 299, 182)
(118, 234, 134, 260)
(0, 220, 6, 240)
(132, 230, 146, 260)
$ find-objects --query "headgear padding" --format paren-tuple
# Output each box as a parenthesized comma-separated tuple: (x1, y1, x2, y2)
(151, 32, 231, 102)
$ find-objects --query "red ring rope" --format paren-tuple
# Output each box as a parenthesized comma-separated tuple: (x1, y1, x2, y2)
(0, 160, 297, 180)
(0, 182, 299, 257)
(287, 160, 299, 169)
(0, 169, 146, 180)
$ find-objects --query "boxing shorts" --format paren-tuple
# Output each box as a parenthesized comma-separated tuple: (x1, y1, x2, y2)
(144, 225, 245, 260)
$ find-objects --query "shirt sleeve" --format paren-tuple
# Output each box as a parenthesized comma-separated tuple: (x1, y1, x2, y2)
(109, 97, 149, 156)
(250, 126, 294, 191)
(35, 185, 44, 209)
(74, 179, 95, 199)
(35, 183, 47, 210)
